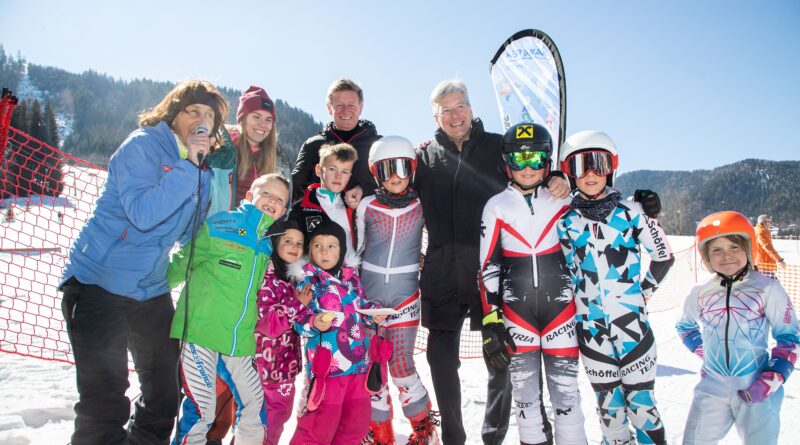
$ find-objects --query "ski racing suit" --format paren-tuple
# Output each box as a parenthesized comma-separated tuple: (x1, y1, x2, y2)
(479, 186, 586, 445)
(356, 194, 433, 427)
(676, 270, 799, 445)
(557, 191, 673, 445)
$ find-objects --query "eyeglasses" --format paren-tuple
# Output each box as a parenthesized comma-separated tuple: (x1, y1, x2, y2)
(561, 150, 617, 178)
(373, 158, 414, 182)
(504, 151, 549, 171)
(437, 104, 469, 118)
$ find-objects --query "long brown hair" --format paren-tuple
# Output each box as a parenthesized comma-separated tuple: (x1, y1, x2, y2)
(138, 80, 228, 135)
(236, 116, 278, 179)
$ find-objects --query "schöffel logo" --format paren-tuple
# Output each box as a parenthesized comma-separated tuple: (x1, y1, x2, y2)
(505, 47, 548, 60)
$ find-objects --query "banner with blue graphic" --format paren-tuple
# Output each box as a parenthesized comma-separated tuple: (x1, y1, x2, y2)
(490, 29, 567, 160)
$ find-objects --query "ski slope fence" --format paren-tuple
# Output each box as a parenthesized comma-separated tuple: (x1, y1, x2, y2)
(2, 122, 800, 364)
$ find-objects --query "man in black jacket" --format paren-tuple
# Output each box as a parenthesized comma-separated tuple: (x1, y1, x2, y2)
(291, 78, 381, 206)
(415, 79, 569, 445)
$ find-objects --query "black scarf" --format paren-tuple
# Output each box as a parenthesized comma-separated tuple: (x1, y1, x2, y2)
(374, 186, 418, 209)
(570, 190, 622, 222)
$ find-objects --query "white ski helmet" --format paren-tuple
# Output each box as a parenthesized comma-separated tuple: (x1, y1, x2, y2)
(559, 130, 619, 187)
(368, 136, 418, 183)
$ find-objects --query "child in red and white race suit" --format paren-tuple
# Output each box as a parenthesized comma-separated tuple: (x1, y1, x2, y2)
(356, 136, 439, 444)
(480, 123, 586, 445)
(289, 220, 386, 445)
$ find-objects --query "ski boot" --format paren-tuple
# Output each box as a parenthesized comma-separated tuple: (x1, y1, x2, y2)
(362, 419, 396, 445)
(406, 410, 440, 445)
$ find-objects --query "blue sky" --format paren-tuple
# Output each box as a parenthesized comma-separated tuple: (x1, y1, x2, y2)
(1, 0, 798, 173)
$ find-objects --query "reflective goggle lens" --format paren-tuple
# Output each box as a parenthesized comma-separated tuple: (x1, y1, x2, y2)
(374, 158, 413, 182)
(563, 151, 615, 178)
(505, 151, 549, 171)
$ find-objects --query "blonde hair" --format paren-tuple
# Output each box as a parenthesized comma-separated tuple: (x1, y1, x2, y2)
(318, 143, 358, 165)
(236, 116, 279, 179)
(249, 173, 290, 194)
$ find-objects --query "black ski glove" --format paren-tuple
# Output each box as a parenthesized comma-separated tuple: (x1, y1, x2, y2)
(633, 189, 662, 219)
(482, 311, 517, 371)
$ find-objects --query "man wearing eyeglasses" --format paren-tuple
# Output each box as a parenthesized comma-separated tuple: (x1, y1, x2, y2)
(414, 80, 569, 445)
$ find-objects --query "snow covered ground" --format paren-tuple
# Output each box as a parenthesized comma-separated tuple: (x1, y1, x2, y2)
(1, 239, 799, 444)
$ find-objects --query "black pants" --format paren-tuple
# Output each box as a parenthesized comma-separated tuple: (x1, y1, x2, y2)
(61, 280, 179, 445)
(426, 321, 512, 445)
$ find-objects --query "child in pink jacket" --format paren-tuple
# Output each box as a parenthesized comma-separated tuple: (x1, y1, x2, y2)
(255, 220, 312, 445)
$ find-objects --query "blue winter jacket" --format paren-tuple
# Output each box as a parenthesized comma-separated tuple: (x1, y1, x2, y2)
(60, 121, 211, 301)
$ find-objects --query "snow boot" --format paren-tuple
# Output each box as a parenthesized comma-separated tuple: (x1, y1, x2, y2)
(406, 410, 440, 445)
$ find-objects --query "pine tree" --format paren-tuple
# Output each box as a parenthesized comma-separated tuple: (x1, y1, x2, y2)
(45, 103, 60, 147)
(9, 99, 28, 132)
(29, 100, 48, 142)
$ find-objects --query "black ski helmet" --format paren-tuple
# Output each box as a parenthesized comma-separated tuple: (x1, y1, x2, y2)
(501, 122, 552, 190)
(502, 122, 553, 155)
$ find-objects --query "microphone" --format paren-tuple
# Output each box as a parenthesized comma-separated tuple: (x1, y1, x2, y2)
(194, 124, 209, 166)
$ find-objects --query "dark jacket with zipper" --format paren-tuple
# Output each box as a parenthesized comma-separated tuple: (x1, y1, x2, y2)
(415, 118, 507, 330)
(291, 119, 381, 202)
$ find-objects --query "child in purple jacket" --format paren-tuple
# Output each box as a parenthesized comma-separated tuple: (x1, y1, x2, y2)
(255, 220, 312, 445)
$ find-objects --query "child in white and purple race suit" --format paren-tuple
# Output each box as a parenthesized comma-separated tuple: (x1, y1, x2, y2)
(356, 136, 439, 445)
(254, 219, 312, 445)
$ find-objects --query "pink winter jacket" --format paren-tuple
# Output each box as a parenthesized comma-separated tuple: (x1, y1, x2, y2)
(255, 265, 311, 386)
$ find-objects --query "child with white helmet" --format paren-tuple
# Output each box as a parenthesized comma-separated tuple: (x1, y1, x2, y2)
(356, 136, 439, 445)
(676, 211, 799, 445)
(556, 130, 674, 445)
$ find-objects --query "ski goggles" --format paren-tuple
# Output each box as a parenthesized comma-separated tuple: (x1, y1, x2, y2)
(561, 150, 617, 178)
(373, 158, 415, 182)
(504, 151, 549, 171)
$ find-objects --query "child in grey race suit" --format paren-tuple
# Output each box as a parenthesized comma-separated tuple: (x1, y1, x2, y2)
(557, 130, 674, 445)
(356, 136, 439, 445)
(479, 123, 587, 445)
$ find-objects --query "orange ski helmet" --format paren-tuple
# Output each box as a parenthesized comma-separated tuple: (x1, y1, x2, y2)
(695, 211, 756, 267)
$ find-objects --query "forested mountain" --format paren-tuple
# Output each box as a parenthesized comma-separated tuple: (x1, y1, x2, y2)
(616, 160, 800, 235)
(0, 46, 322, 167)
(2, 47, 797, 234)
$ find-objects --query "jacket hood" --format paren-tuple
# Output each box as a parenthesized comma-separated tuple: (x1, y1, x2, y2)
(285, 255, 310, 283)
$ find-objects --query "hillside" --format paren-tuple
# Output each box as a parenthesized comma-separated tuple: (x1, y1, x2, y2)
(616, 159, 800, 235)
(0, 46, 321, 167)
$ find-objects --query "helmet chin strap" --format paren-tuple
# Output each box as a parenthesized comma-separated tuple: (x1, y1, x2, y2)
(507, 166, 549, 193)
(511, 178, 544, 191)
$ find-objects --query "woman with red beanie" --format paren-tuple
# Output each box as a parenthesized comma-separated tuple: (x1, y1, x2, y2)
(205, 85, 293, 445)
(207, 85, 293, 217)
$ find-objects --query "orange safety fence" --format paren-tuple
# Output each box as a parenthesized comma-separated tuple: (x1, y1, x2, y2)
(2, 91, 799, 364)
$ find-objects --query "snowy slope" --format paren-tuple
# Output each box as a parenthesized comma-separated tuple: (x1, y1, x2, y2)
(1, 238, 799, 444)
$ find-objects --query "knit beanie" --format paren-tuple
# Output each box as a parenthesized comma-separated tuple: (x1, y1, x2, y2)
(237, 85, 276, 123)
(308, 220, 347, 275)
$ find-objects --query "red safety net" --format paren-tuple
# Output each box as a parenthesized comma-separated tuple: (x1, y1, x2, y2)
(2, 90, 799, 364)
